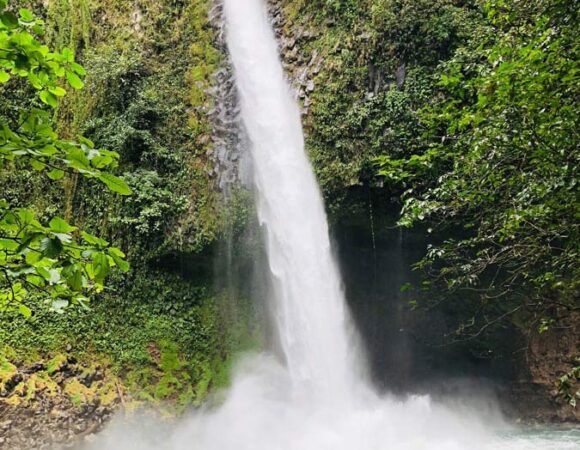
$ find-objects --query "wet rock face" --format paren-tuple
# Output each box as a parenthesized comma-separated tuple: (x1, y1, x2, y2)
(206, 0, 321, 193)
(207, 1, 247, 194)
(510, 311, 580, 424)
(0, 357, 120, 450)
(267, 0, 321, 117)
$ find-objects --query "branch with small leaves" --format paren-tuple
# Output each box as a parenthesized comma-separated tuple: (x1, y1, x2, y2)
(0, 1, 131, 315)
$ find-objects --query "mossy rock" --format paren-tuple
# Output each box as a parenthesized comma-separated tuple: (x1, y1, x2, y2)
(0, 356, 17, 391)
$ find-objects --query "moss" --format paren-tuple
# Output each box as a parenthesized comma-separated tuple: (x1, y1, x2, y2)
(192, 359, 212, 406)
(64, 378, 92, 406)
(46, 354, 67, 374)
(0, 351, 120, 410)
(46, 0, 91, 51)
(35, 372, 60, 398)
(0, 355, 17, 391)
(19, 373, 60, 402)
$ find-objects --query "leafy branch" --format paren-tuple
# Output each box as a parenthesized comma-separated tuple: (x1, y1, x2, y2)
(0, 1, 131, 315)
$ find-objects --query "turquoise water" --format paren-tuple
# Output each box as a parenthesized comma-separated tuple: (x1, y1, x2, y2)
(495, 427, 580, 449)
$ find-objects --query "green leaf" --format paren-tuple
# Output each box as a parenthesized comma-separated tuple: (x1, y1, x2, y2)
(98, 173, 132, 195)
(109, 248, 129, 272)
(92, 253, 110, 282)
(64, 267, 83, 291)
(78, 136, 94, 148)
(32, 24, 44, 35)
(49, 86, 67, 97)
(49, 217, 76, 233)
(81, 231, 108, 247)
(25, 251, 41, 266)
(39, 90, 58, 108)
(108, 247, 126, 258)
(17, 209, 35, 225)
(0, 239, 19, 251)
(18, 8, 35, 23)
(65, 70, 84, 89)
(41, 146, 58, 156)
(71, 62, 86, 76)
(47, 169, 65, 180)
(30, 159, 46, 171)
(18, 304, 32, 318)
(40, 237, 63, 258)
(26, 274, 45, 288)
(36, 266, 51, 281)
(0, 12, 19, 29)
(0, 71, 10, 83)
(61, 48, 74, 62)
(65, 147, 90, 169)
(400, 282, 412, 293)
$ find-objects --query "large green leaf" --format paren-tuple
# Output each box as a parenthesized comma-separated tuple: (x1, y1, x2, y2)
(47, 169, 65, 180)
(98, 173, 132, 195)
(39, 90, 58, 108)
(18, 8, 34, 23)
(65, 70, 84, 89)
(40, 237, 63, 258)
(18, 304, 32, 318)
(49, 216, 76, 233)
(92, 253, 110, 283)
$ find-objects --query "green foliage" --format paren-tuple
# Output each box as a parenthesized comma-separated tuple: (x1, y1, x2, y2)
(283, 0, 481, 215)
(369, 0, 479, 69)
(57, 0, 223, 260)
(0, 1, 130, 315)
(0, 263, 258, 410)
(0, 0, 254, 413)
(112, 169, 187, 238)
(376, 0, 579, 330)
(0, 205, 129, 313)
(557, 359, 580, 407)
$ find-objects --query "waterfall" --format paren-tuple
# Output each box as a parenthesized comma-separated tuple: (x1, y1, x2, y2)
(168, 1, 497, 448)
(223, 0, 358, 398)
(163, 1, 498, 449)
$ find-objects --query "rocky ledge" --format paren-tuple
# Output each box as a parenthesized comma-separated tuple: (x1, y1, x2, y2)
(0, 355, 120, 450)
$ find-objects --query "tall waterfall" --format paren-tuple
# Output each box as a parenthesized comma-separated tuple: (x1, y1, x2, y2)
(172, 0, 494, 449)
(223, 0, 358, 398)
(166, 1, 497, 449)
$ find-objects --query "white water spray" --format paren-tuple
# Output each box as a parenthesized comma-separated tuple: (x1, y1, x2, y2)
(77, 2, 579, 449)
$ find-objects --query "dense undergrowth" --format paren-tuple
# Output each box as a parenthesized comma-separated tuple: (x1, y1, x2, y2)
(0, 0, 255, 411)
(280, 0, 484, 217)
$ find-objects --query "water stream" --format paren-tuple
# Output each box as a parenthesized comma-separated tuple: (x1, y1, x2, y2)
(78, 1, 579, 448)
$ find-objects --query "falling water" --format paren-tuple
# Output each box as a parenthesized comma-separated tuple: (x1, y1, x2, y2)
(77, 1, 580, 449)
(223, 0, 359, 399)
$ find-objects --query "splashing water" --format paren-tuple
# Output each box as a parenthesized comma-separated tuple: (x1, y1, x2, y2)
(77, 1, 579, 449)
